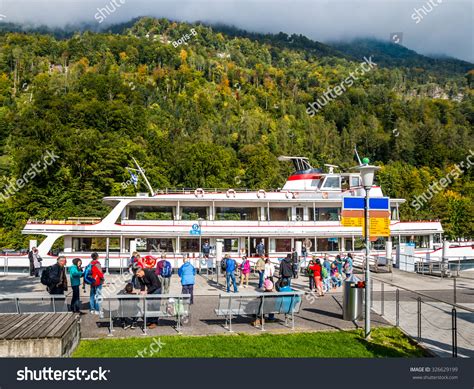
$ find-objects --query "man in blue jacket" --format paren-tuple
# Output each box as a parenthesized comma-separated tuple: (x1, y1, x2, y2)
(178, 257, 196, 304)
(224, 255, 238, 293)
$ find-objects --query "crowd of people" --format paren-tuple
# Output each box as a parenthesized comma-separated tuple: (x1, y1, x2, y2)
(34, 248, 354, 329)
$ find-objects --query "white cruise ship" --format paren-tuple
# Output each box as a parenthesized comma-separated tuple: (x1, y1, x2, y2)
(13, 156, 452, 270)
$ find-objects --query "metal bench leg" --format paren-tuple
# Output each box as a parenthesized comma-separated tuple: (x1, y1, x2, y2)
(142, 299, 148, 336)
(229, 313, 233, 333)
(108, 300, 114, 337)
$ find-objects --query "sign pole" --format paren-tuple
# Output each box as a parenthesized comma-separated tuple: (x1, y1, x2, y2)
(364, 188, 371, 339)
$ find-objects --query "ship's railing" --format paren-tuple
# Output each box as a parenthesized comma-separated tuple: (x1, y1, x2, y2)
(27, 217, 102, 225)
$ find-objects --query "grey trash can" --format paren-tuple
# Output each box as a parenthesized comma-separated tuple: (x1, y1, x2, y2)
(343, 274, 363, 321)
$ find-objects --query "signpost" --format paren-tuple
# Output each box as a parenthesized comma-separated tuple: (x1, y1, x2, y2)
(342, 197, 390, 238)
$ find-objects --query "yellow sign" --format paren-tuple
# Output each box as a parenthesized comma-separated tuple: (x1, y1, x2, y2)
(341, 217, 364, 227)
(342, 216, 390, 237)
(366, 217, 390, 237)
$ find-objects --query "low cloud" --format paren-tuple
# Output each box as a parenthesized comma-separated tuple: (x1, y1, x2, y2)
(0, 0, 472, 62)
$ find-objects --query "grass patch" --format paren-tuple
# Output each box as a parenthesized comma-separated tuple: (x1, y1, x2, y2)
(73, 327, 427, 358)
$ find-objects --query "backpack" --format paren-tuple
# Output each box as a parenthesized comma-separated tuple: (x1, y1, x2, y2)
(83, 263, 96, 285)
(40, 266, 53, 286)
(161, 261, 172, 278)
(220, 258, 227, 271)
(321, 266, 328, 278)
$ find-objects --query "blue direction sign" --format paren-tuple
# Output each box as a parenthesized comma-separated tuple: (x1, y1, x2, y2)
(190, 223, 201, 236)
(343, 197, 389, 210)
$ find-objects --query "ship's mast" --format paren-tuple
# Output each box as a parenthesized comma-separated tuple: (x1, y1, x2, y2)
(130, 157, 155, 196)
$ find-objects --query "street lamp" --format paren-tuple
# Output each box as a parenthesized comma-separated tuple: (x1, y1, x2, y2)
(197, 217, 204, 259)
(352, 157, 380, 339)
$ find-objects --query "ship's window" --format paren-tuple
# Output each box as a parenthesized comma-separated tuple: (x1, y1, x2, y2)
(390, 206, 399, 220)
(413, 235, 430, 248)
(373, 238, 386, 250)
(269, 208, 291, 221)
(313, 207, 340, 221)
(215, 207, 258, 221)
(151, 238, 174, 252)
(341, 176, 350, 190)
(295, 208, 304, 221)
(181, 207, 208, 221)
(316, 238, 340, 252)
(350, 176, 361, 187)
(129, 206, 174, 220)
(311, 179, 321, 187)
(322, 176, 340, 189)
(72, 237, 120, 252)
(223, 239, 239, 252)
(345, 238, 353, 251)
(181, 238, 200, 252)
(275, 239, 291, 252)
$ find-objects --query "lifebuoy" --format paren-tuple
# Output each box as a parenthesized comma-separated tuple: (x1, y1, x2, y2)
(194, 188, 204, 198)
(322, 192, 328, 199)
(226, 189, 236, 198)
(257, 189, 266, 199)
(285, 190, 292, 199)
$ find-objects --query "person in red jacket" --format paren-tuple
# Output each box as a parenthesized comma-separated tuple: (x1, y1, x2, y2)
(89, 252, 105, 316)
(309, 258, 324, 297)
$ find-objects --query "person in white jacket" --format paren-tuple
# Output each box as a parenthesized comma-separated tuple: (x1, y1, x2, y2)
(264, 258, 275, 282)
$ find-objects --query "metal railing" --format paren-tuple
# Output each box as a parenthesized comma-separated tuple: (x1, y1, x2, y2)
(370, 277, 474, 357)
(0, 295, 68, 314)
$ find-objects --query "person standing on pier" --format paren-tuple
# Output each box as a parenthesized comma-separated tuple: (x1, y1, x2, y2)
(32, 248, 42, 277)
(239, 256, 251, 288)
(156, 255, 172, 294)
(178, 256, 196, 304)
(87, 252, 105, 316)
(255, 256, 266, 289)
(223, 254, 238, 293)
(46, 256, 68, 295)
(279, 254, 294, 286)
(69, 258, 83, 313)
(343, 253, 353, 279)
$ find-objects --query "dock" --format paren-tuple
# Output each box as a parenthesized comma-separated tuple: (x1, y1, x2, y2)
(0, 313, 80, 357)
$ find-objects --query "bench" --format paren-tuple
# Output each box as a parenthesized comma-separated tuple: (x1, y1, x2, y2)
(0, 294, 68, 314)
(102, 294, 191, 335)
(215, 291, 304, 332)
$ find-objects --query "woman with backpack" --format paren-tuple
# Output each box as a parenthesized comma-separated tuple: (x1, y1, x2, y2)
(69, 258, 83, 313)
(239, 256, 251, 288)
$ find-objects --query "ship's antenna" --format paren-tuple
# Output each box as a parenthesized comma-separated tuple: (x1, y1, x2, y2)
(354, 146, 362, 165)
(130, 157, 155, 196)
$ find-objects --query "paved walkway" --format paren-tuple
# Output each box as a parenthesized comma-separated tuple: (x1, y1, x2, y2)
(368, 270, 474, 358)
(1, 269, 472, 359)
(0, 272, 389, 338)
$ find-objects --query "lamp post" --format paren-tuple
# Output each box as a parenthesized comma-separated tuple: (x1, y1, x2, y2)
(353, 158, 380, 339)
(197, 217, 204, 259)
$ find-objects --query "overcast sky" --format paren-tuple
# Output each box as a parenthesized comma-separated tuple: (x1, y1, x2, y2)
(0, 0, 472, 62)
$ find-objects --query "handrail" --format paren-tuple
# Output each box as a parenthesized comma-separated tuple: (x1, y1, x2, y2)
(372, 276, 474, 313)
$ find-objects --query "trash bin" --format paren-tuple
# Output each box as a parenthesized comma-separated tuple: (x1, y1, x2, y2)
(343, 274, 364, 321)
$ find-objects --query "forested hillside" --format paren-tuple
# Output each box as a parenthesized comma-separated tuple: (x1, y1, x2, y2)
(0, 17, 472, 248)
